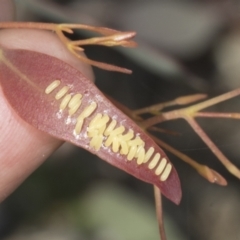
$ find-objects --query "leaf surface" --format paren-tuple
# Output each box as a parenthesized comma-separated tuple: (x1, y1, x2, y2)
(0, 46, 181, 204)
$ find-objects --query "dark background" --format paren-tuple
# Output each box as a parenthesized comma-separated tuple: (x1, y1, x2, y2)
(2, 1, 240, 239)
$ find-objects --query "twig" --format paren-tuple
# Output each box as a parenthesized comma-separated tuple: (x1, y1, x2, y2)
(154, 185, 167, 240)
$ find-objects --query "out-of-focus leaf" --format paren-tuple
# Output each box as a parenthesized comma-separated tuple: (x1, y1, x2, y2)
(69, 183, 185, 240)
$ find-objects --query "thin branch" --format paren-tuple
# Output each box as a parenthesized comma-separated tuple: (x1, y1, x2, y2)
(154, 186, 167, 240)
(133, 94, 207, 116)
(107, 93, 228, 185)
(0, 22, 136, 74)
(71, 32, 137, 47)
(149, 126, 181, 136)
(195, 112, 240, 119)
(59, 23, 120, 35)
(0, 21, 56, 30)
(68, 47, 132, 74)
(183, 88, 240, 115)
(150, 134, 227, 186)
(185, 117, 240, 179)
(140, 88, 240, 129)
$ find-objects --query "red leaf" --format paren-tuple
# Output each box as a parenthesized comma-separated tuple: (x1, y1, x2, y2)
(0, 46, 182, 204)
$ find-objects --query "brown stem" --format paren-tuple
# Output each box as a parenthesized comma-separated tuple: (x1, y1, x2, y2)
(133, 94, 207, 116)
(184, 88, 240, 114)
(150, 134, 227, 186)
(0, 22, 119, 35)
(149, 126, 181, 136)
(107, 93, 228, 185)
(68, 47, 132, 74)
(59, 23, 120, 35)
(140, 88, 240, 129)
(185, 117, 240, 179)
(55, 25, 71, 46)
(0, 21, 56, 31)
(107, 90, 230, 184)
(154, 185, 167, 240)
(71, 32, 136, 47)
(0, 22, 136, 74)
(140, 114, 168, 129)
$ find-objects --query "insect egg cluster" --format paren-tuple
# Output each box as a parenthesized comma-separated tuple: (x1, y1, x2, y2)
(45, 80, 172, 181)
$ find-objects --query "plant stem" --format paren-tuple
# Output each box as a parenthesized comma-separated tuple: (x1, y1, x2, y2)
(0, 22, 136, 74)
(195, 112, 240, 119)
(150, 134, 227, 185)
(185, 117, 240, 179)
(133, 94, 207, 116)
(154, 186, 167, 240)
(0, 22, 56, 30)
(184, 88, 240, 114)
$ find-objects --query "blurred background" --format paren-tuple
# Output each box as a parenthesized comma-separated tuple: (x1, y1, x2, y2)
(2, 0, 240, 239)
